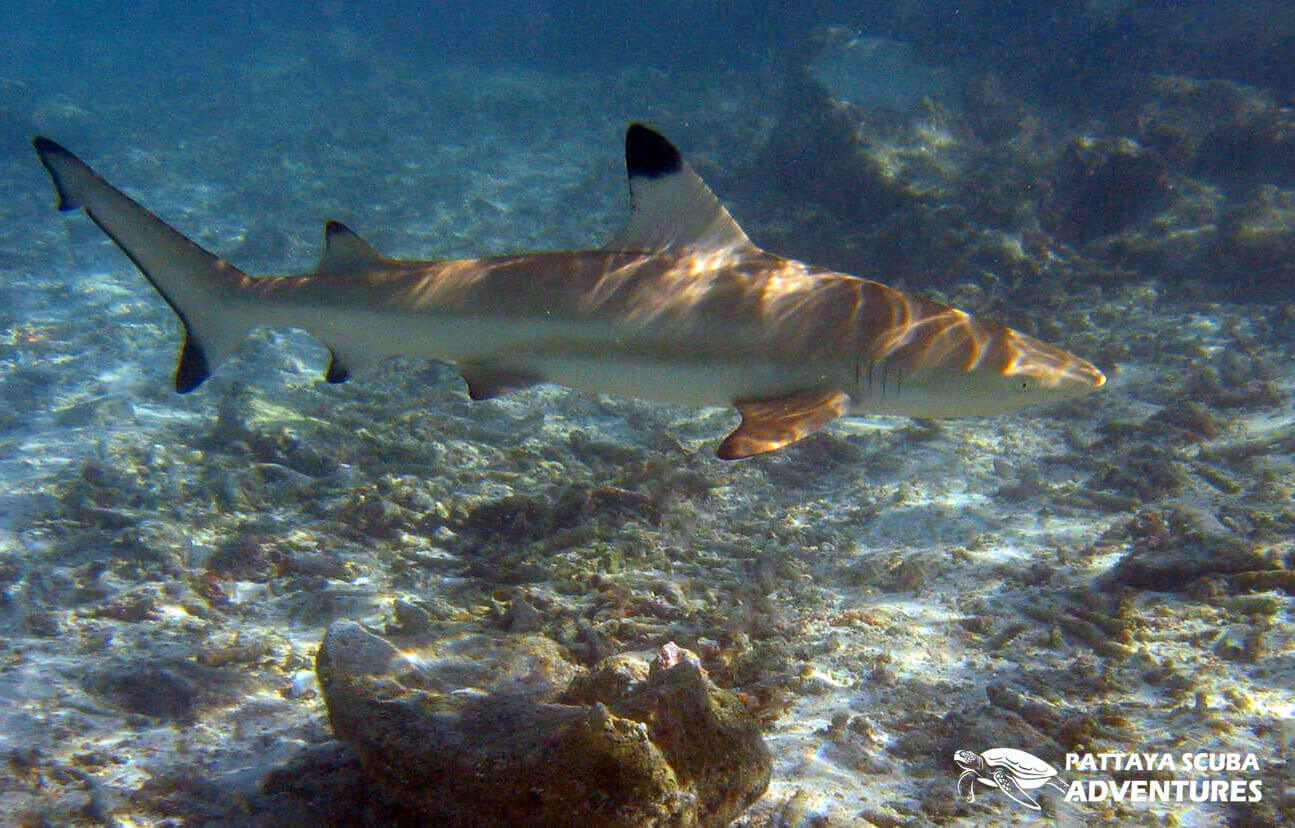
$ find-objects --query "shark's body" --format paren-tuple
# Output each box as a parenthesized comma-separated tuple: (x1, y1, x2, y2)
(34, 125, 1104, 458)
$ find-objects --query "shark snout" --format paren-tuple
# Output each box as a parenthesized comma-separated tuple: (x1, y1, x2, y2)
(1070, 359, 1106, 391)
(1050, 348, 1107, 397)
(1000, 330, 1107, 401)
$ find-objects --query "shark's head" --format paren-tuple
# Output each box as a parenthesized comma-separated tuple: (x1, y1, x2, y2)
(922, 325, 1106, 416)
(858, 301, 1107, 418)
(1008, 338, 1106, 401)
(994, 325, 1107, 407)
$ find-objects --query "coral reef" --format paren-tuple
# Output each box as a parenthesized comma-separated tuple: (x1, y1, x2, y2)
(1108, 506, 1283, 591)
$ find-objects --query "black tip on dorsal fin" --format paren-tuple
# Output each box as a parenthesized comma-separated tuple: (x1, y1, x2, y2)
(626, 123, 682, 180)
(324, 220, 353, 241)
(607, 123, 754, 253)
(316, 221, 386, 275)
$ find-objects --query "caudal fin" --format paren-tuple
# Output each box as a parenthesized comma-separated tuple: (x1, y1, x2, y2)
(33, 137, 248, 392)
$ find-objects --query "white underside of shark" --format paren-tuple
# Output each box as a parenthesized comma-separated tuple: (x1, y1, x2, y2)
(34, 124, 1105, 459)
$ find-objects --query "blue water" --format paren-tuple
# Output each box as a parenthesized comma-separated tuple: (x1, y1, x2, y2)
(1, 2, 1292, 825)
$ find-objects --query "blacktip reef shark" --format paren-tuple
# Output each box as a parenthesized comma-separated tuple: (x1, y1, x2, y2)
(33, 124, 1105, 459)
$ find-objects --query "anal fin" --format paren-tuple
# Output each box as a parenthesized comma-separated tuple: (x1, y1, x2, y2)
(461, 365, 543, 400)
(718, 390, 848, 460)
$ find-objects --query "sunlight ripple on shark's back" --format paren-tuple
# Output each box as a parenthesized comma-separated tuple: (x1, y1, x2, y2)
(33, 124, 1105, 459)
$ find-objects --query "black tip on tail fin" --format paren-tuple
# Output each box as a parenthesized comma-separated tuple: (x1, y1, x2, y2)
(324, 350, 350, 384)
(176, 336, 211, 393)
(34, 136, 249, 394)
(32, 136, 82, 211)
(626, 124, 682, 180)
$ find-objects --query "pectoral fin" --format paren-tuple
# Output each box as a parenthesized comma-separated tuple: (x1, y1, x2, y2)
(718, 390, 848, 460)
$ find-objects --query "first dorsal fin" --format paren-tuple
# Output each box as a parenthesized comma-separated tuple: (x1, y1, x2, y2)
(604, 124, 755, 254)
(315, 221, 387, 275)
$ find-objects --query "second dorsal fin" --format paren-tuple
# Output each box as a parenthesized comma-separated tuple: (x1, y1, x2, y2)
(603, 124, 755, 254)
(315, 221, 387, 275)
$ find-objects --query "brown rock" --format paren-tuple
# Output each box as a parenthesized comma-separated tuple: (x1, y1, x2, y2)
(316, 623, 770, 826)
